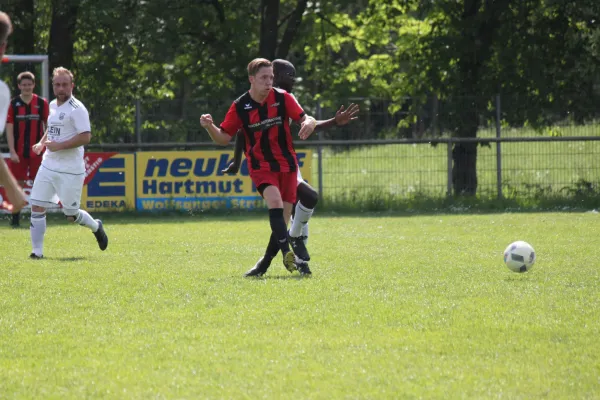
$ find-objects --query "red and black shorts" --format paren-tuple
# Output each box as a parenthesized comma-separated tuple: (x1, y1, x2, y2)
(250, 170, 297, 204)
(7, 155, 43, 181)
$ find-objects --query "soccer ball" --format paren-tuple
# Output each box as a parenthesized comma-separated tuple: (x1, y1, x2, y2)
(503, 241, 536, 273)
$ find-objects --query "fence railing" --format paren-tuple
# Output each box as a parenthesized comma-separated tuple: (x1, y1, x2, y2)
(76, 136, 600, 201)
(2, 136, 599, 204)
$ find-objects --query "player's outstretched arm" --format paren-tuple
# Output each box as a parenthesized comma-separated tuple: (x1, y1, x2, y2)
(0, 159, 26, 212)
(200, 114, 232, 146)
(222, 131, 246, 174)
(314, 103, 360, 132)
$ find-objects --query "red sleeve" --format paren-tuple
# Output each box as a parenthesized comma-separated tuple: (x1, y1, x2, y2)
(284, 92, 305, 122)
(42, 99, 49, 124)
(6, 102, 13, 124)
(219, 102, 243, 136)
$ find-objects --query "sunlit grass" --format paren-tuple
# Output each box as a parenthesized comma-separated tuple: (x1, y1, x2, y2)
(1, 212, 599, 398)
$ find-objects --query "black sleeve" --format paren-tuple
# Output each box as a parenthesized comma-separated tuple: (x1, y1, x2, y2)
(232, 130, 245, 167)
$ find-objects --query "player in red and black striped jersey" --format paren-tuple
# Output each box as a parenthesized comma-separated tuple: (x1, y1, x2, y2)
(223, 59, 359, 277)
(200, 58, 317, 276)
(5, 71, 49, 227)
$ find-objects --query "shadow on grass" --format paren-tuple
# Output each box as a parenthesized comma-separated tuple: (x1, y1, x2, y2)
(46, 256, 88, 262)
(243, 275, 311, 281)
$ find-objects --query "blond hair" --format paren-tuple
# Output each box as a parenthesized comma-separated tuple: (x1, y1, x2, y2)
(52, 67, 74, 83)
(247, 58, 272, 77)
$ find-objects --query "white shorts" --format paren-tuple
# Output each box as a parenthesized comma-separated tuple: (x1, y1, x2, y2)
(30, 165, 84, 210)
(296, 166, 304, 186)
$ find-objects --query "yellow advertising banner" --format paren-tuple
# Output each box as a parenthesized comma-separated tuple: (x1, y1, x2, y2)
(135, 150, 312, 211)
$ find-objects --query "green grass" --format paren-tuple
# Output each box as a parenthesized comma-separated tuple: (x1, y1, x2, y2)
(1, 212, 600, 399)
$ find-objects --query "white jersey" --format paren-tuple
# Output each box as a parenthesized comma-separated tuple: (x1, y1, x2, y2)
(42, 96, 91, 174)
(0, 80, 10, 134)
(288, 93, 305, 185)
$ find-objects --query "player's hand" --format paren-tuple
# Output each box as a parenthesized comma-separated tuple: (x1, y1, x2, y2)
(200, 114, 213, 128)
(9, 151, 19, 163)
(32, 142, 44, 155)
(334, 103, 360, 126)
(221, 161, 240, 175)
(44, 140, 62, 152)
(298, 116, 317, 140)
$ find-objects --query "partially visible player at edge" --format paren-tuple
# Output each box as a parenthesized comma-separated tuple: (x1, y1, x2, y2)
(222, 59, 359, 277)
(6, 71, 50, 227)
(28, 67, 108, 259)
(0, 12, 27, 213)
(200, 58, 317, 276)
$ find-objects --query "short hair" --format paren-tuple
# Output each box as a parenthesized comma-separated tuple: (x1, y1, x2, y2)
(247, 58, 272, 77)
(52, 67, 74, 83)
(17, 71, 35, 84)
(0, 12, 13, 44)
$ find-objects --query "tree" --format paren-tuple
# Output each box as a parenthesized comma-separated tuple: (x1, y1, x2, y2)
(48, 0, 79, 75)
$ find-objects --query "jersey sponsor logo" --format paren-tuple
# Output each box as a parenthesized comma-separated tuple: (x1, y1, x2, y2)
(247, 116, 283, 132)
(48, 125, 61, 136)
(15, 114, 41, 120)
(270, 102, 280, 107)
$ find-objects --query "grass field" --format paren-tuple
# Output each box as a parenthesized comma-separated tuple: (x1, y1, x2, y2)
(1, 212, 599, 399)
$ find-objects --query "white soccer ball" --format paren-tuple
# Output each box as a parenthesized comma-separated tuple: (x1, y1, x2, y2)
(503, 241, 536, 273)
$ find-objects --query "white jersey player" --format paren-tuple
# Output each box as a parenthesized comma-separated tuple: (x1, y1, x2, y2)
(28, 67, 108, 259)
(0, 12, 27, 213)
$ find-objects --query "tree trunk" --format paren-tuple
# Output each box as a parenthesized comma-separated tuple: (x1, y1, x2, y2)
(48, 0, 79, 93)
(276, 0, 308, 60)
(258, 0, 279, 59)
(451, 0, 509, 196)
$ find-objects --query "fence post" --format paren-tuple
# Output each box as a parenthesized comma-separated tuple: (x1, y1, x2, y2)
(135, 99, 142, 152)
(495, 94, 503, 199)
(447, 138, 453, 197)
(316, 100, 324, 203)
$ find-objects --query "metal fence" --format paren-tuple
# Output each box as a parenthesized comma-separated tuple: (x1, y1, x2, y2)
(2, 93, 600, 203)
(60, 135, 600, 202)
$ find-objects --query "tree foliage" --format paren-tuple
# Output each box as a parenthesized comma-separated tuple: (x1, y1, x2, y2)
(1, 0, 599, 193)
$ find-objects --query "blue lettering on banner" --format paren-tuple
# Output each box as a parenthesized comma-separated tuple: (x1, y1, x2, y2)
(143, 152, 308, 179)
(136, 196, 266, 211)
(87, 157, 126, 197)
(142, 178, 245, 195)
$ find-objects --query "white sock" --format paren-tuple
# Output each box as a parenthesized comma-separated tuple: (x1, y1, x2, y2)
(30, 211, 46, 256)
(75, 210, 99, 232)
(289, 202, 313, 237)
(302, 223, 309, 245)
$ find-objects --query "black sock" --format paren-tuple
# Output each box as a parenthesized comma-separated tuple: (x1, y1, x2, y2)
(265, 233, 280, 259)
(268, 208, 290, 254)
(11, 212, 19, 224)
